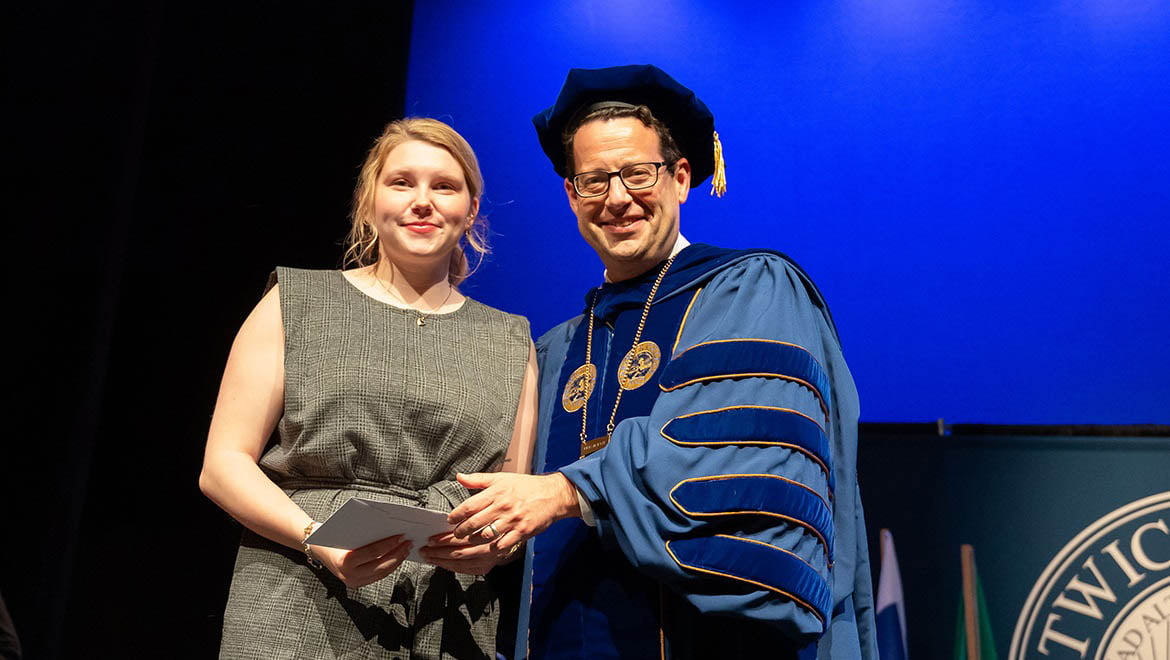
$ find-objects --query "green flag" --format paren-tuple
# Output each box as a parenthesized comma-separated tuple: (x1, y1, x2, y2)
(953, 545, 998, 660)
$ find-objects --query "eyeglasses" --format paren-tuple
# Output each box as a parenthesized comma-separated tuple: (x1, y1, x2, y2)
(571, 161, 672, 198)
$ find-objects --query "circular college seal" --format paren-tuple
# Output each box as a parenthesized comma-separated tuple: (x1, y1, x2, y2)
(1010, 491, 1170, 660)
(561, 363, 596, 413)
(617, 341, 661, 390)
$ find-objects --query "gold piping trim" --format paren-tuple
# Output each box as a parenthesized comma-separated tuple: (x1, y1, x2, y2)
(668, 474, 832, 566)
(664, 537, 826, 624)
(672, 288, 704, 355)
(660, 406, 831, 490)
(712, 533, 819, 572)
(671, 474, 830, 520)
(526, 549, 533, 659)
(658, 586, 666, 660)
(668, 404, 824, 432)
(674, 338, 826, 374)
(663, 338, 829, 418)
(676, 472, 826, 504)
(661, 372, 828, 419)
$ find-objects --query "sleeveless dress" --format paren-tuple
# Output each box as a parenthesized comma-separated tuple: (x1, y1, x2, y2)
(220, 267, 531, 660)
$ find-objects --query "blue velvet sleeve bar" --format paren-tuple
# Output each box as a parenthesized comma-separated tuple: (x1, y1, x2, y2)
(558, 254, 862, 638)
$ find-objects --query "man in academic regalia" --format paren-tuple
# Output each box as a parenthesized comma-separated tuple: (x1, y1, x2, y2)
(445, 65, 878, 659)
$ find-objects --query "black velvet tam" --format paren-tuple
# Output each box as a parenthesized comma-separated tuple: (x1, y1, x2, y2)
(533, 64, 718, 186)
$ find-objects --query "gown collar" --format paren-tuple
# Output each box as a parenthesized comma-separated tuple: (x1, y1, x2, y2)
(584, 242, 747, 323)
(581, 241, 842, 343)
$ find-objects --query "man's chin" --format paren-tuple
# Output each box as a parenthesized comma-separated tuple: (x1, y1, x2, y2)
(598, 244, 646, 264)
(597, 247, 671, 281)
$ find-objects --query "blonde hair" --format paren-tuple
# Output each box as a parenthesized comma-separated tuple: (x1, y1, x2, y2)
(345, 117, 488, 285)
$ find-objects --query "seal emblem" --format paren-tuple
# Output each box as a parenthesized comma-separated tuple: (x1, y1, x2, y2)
(562, 363, 596, 413)
(617, 341, 661, 390)
(1010, 491, 1170, 660)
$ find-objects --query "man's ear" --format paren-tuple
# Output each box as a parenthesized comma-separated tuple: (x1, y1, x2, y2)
(564, 177, 578, 210)
(674, 158, 692, 204)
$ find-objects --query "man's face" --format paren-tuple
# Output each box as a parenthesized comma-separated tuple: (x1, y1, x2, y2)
(565, 117, 691, 281)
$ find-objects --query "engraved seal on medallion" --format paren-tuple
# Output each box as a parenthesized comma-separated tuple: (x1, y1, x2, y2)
(562, 363, 597, 413)
(618, 341, 661, 390)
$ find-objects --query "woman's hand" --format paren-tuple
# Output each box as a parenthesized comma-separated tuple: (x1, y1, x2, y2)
(311, 535, 412, 588)
(445, 472, 581, 552)
(419, 531, 521, 576)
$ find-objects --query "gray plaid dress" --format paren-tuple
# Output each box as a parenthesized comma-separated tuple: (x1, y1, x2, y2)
(220, 267, 530, 660)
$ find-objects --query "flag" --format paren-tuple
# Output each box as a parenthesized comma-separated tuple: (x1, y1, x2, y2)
(876, 528, 908, 660)
(953, 544, 998, 660)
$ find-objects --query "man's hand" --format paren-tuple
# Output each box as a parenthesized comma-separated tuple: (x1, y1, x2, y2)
(312, 535, 411, 588)
(446, 472, 582, 551)
(419, 531, 521, 575)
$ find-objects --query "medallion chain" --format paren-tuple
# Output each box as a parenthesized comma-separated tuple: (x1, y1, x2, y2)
(575, 256, 677, 455)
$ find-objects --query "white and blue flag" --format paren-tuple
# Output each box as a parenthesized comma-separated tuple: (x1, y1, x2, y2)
(876, 529, 908, 660)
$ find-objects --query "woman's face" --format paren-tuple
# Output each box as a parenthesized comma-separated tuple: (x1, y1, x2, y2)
(373, 140, 477, 274)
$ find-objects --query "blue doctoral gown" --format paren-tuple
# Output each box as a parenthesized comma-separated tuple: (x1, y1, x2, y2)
(517, 244, 877, 659)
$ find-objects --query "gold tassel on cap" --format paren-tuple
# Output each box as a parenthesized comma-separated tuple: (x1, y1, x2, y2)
(710, 130, 727, 197)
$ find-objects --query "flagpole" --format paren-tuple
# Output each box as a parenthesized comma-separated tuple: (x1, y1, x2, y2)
(961, 544, 981, 660)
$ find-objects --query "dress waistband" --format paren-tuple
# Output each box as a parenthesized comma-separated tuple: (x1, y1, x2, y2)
(277, 477, 469, 511)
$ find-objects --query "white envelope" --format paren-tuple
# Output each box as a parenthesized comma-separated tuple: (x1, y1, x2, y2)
(305, 498, 453, 564)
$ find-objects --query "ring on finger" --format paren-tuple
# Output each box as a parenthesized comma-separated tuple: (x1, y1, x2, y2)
(480, 521, 501, 540)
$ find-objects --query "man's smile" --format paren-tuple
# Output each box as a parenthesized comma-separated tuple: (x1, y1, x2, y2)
(600, 216, 647, 233)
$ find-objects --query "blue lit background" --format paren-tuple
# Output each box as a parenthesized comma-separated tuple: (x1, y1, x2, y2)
(406, 1, 1169, 424)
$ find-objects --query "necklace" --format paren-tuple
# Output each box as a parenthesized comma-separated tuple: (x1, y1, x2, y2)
(373, 269, 455, 327)
(562, 256, 676, 458)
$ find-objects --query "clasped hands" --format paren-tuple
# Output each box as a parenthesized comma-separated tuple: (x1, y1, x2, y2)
(309, 471, 580, 583)
(420, 471, 581, 575)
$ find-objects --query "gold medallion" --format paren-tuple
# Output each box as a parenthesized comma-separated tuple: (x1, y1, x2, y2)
(562, 363, 597, 413)
(617, 341, 661, 390)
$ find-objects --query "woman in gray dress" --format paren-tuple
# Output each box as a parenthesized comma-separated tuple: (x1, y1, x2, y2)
(200, 118, 537, 659)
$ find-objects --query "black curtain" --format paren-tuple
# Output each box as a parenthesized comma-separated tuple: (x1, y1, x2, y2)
(4, 2, 413, 657)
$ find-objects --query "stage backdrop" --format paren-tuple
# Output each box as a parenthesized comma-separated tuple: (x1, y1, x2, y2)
(857, 426, 1170, 660)
(404, 1, 1169, 425)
